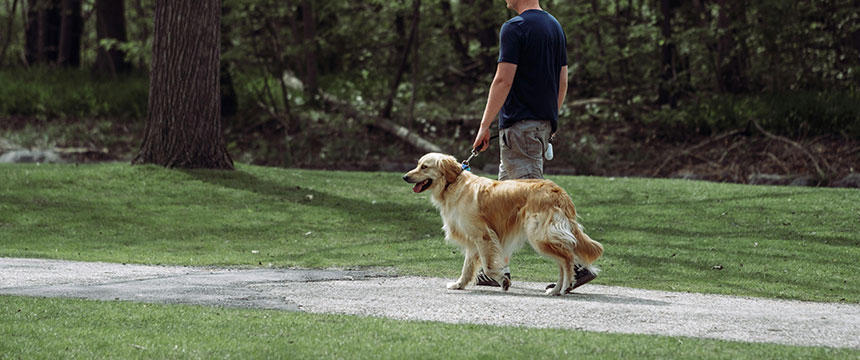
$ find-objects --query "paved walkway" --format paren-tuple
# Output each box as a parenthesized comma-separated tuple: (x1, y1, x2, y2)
(1, 258, 858, 349)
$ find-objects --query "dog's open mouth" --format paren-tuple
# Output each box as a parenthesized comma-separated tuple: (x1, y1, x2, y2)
(412, 179, 432, 193)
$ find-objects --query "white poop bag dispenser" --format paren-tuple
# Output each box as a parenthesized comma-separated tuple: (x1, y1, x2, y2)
(544, 133, 555, 161)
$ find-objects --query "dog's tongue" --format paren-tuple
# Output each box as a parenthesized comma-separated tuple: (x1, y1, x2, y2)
(413, 180, 429, 193)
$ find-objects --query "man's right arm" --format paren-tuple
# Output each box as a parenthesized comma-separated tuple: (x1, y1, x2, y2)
(473, 62, 518, 152)
(558, 65, 568, 112)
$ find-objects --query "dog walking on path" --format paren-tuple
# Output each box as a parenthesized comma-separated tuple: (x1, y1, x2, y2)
(404, 153, 603, 295)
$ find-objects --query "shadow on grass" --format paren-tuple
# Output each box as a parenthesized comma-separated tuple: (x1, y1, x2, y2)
(183, 168, 437, 227)
(182, 168, 446, 263)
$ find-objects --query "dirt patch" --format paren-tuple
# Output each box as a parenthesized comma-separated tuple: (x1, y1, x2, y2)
(552, 120, 859, 186)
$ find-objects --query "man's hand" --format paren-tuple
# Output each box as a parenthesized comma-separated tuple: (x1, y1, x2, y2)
(472, 126, 491, 152)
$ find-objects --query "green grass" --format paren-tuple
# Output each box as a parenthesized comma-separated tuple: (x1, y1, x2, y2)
(0, 163, 858, 303)
(1, 296, 856, 360)
(1, 163, 858, 358)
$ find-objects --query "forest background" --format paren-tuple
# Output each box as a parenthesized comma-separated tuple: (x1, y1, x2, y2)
(0, 0, 858, 186)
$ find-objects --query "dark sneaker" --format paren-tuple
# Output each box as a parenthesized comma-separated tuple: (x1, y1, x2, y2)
(476, 269, 511, 287)
(545, 266, 597, 293)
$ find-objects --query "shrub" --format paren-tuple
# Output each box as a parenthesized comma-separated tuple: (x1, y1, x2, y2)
(0, 67, 148, 119)
(644, 91, 860, 139)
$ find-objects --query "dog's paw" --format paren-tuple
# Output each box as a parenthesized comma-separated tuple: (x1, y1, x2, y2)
(447, 281, 465, 290)
(501, 277, 511, 291)
(545, 285, 562, 296)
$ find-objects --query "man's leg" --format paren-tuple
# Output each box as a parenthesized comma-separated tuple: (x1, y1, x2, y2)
(476, 120, 550, 287)
(498, 120, 548, 181)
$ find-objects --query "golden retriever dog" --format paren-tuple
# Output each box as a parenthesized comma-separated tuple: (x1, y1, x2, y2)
(403, 153, 603, 295)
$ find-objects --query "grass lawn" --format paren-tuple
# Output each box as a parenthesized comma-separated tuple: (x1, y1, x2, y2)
(1, 295, 856, 360)
(1, 163, 858, 358)
(1, 163, 857, 303)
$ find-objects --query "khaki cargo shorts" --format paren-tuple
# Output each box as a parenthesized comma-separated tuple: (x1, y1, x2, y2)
(498, 120, 552, 180)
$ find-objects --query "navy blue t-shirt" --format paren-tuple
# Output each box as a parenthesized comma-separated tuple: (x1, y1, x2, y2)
(497, 9, 567, 133)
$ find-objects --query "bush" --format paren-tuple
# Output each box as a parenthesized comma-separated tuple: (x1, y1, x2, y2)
(644, 91, 860, 139)
(0, 67, 148, 119)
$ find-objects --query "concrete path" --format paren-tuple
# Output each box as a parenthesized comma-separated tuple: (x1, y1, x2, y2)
(1, 258, 858, 350)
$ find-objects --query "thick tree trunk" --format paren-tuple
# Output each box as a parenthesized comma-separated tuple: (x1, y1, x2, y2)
(133, 0, 233, 170)
(25, 0, 60, 65)
(57, 0, 80, 66)
(94, 0, 131, 74)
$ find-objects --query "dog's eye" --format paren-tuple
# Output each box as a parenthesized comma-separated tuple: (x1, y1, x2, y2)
(420, 165, 428, 169)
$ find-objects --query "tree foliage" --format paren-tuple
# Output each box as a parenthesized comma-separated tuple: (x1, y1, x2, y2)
(0, 0, 858, 164)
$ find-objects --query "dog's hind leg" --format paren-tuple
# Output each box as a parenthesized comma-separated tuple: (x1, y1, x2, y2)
(538, 243, 573, 296)
(448, 248, 480, 290)
(528, 210, 577, 296)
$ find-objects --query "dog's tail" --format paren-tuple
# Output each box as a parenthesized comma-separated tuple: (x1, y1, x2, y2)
(560, 198, 603, 265)
(558, 190, 603, 271)
(571, 222, 603, 265)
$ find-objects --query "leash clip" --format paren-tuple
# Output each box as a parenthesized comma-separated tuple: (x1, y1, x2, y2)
(461, 149, 479, 172)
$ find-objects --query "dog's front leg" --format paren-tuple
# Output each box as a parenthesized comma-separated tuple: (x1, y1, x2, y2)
(476, 231, 511, 291)
(447, 248, 479, 290)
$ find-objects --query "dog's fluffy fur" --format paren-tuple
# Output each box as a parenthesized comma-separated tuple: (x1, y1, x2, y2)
(403, 153, 603, 295)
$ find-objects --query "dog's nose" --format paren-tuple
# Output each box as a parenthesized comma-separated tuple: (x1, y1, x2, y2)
(402, 175, 409, 182)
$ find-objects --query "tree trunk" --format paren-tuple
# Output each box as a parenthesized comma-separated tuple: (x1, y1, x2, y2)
(440, 0, 473, 77)
(590, 0, 612, 83)
(409, 0, 422, 124)
(382, 0, 420, 119)
(473, 0, 498, 75)
(94, 0, 131, 74)
(57, 0, 80, 66)
(715, 0, 748, 94)
(219, 4, 237, 118)
(300, 0, 318, 97)
(25, 0, 60, 65)
(0, 0, 21, 65)
(133, 0, 233, 170)
(657, 0, 678, 107)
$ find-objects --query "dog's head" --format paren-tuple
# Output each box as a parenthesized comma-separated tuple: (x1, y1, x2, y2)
(402, 153, 463, 193)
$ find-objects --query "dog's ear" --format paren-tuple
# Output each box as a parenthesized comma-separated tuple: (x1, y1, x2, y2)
(439, 156, 462, 184)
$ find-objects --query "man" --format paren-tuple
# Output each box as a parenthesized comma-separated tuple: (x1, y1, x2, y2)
(471, 0, 597, 291)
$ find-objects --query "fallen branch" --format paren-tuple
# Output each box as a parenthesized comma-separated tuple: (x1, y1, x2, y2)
(52, 147, 109, 155)
(275, 73, 444, 154)
(374, 117, 443, 153)
(319, 92, 443, 153)
(568, 98, 611, 108)
(652, 129, 742, 176)
(750, 120, 829, 180)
